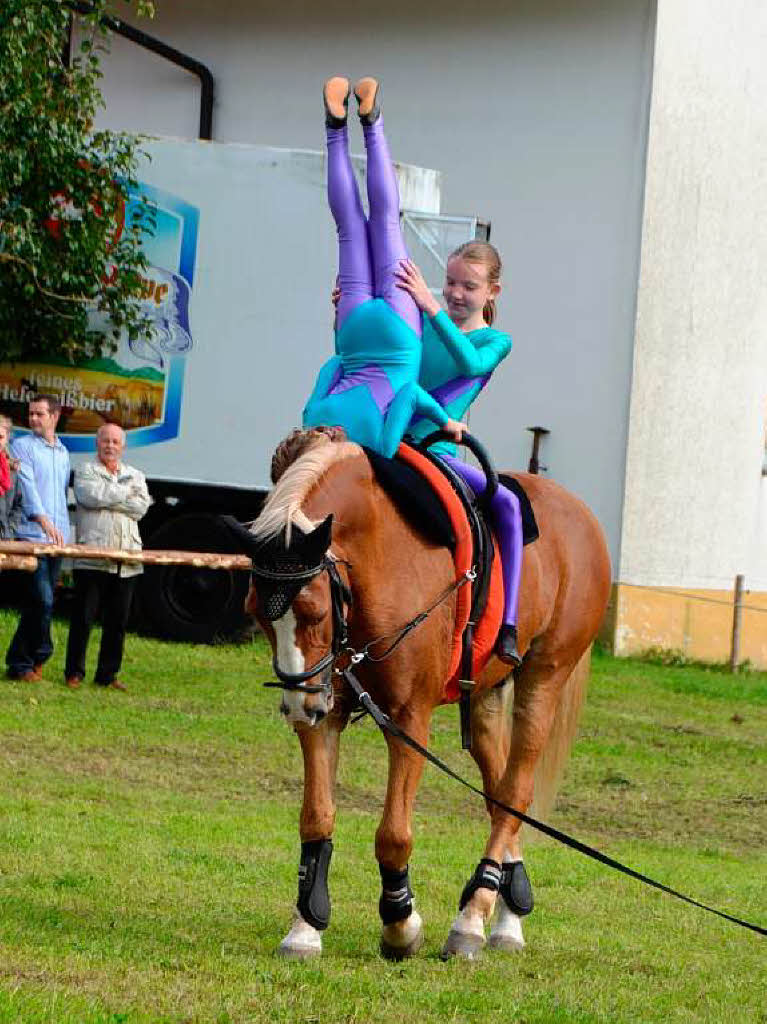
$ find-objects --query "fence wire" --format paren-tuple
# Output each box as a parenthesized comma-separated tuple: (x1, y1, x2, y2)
(616, 581, 767, 616)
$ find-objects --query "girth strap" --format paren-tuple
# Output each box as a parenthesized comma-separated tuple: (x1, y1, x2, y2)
(417, 447, 495, 751)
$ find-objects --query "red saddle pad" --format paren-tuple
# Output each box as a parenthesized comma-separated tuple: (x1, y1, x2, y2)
(396, 443, 504, 704)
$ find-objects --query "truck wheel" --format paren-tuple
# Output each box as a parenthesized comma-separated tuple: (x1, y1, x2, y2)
(138, 513, 250, 643)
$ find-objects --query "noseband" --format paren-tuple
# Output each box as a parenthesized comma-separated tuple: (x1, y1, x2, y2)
(255, 556, 352, 695)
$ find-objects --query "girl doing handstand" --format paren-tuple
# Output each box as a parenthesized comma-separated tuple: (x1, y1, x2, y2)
(303, 77, 463, 457)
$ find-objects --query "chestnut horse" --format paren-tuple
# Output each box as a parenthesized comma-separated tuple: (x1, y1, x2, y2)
(229, 430, 611, 960)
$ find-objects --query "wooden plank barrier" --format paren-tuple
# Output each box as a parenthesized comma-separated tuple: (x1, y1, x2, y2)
(0, 553, 39, 572)
(0, 541, 252, 571)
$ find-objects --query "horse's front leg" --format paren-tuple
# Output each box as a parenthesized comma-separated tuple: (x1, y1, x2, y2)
(375, 709, 430, 961)
(278, 715, 344, 960)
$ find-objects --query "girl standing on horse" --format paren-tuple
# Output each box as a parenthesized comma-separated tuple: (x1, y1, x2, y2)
(303, 76, 465, 457)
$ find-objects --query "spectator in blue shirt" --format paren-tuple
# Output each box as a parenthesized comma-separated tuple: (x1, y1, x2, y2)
(6, 394, 70, 682)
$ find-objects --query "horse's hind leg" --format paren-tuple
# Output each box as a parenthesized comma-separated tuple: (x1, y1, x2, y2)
(277, 716, 344, 960)
(442, 681, 514, 959)
(445, 661, 576, 958)
(487, 661, 577, 946)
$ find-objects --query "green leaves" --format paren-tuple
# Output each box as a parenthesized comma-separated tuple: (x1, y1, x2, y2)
(0, 0, 156, 363)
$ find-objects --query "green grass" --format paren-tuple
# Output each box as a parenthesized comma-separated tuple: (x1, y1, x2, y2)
(0, 610, 764, 1023)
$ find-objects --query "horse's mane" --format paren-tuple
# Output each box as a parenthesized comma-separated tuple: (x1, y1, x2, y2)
(251, 428, 361, 543)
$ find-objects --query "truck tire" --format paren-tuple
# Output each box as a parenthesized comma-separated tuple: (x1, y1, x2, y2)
(138, 513, 250, 643)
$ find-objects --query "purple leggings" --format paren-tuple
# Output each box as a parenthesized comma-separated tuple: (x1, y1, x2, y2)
(327, 119, 421, 336)
(444, 456, 523, 628)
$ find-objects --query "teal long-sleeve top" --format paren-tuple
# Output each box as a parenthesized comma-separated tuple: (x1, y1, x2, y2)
(407, 311, 512, 456)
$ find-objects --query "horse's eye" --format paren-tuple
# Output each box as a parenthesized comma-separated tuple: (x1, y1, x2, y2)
(293, 590, 327, 625)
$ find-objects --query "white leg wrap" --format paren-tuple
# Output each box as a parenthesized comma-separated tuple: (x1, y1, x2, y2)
(449, 904, 486, 941)
(277, 911, 323, 959)
(488, 851, 526, 951)
(488, 901, 525, 951)
(382, 909, 423, 950)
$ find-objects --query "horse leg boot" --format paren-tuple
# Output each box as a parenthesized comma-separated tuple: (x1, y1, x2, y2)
(442, 683, 512, 960)
(375, 718, 429, 960)
(278, 717, 344, 959)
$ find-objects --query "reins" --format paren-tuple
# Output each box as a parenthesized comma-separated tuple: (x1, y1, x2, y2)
(343, 569, 475, 665)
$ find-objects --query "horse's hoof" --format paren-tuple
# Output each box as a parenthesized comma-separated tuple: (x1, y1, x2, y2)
(440, 929, 486, 961)
(277, 913, 323, 960)
(276, 939, 322, 961)
(380, 911, 424, 961)
(487, 932, 525, 953)
(380, 926, 424, 961)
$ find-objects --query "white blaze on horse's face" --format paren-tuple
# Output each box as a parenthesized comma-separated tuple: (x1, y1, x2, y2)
(272, 608, 310, 725)
(272, 595, 335, 728)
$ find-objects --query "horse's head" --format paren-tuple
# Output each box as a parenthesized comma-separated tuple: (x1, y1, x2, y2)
(224, 513, 349, 728)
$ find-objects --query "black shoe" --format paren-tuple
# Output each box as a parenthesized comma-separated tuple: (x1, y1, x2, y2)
(354, 77, 380, 126)
(324, 76, 350, 128)
(496, 625, 522, 667)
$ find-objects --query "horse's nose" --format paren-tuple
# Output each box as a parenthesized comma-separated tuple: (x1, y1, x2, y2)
(280, 699, 290, 717)
(312, 707, 327, 725)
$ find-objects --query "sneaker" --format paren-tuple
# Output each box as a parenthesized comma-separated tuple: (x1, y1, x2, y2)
(65, 676, 82, 689)
(98, 679, 127, 692)
(18, 669, 41, 683)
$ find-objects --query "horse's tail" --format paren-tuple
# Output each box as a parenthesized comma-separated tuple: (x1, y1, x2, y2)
(529, 646, 591, 825)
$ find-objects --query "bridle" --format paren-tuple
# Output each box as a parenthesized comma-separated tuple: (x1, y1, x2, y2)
(255, 552, 474, 697)
(256, 555, 353, 695)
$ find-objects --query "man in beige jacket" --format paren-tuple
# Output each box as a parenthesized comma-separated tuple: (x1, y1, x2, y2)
(64, 423, 151, 691)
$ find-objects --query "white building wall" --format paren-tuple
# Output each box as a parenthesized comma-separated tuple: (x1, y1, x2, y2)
(92, 0, 656, 566)
(620, 0, 767, 590)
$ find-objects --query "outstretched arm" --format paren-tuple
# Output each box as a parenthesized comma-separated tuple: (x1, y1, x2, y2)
(380, 383, 464, 457)
(412, 385, 449, 429)
(427, 311, 511, 375)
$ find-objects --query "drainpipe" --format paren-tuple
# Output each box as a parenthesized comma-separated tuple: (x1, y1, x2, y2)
(65, 3, 214, 140)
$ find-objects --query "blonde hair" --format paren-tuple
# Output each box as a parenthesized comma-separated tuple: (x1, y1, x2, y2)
(253, 429, 360, 544)
(448, 241, 502, 326)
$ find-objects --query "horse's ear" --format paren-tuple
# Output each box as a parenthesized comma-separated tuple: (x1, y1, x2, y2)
(219, 515, 260, 557)
(305, 514, 333, 560)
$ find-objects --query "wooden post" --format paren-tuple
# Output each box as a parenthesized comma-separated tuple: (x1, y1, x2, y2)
(729, 574, 745, 672)
(0, 540, 252, 571)
(0, 554, 38, 572)
(526, 426, 550, 474)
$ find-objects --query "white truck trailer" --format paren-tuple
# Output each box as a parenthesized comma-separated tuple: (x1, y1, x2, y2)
(0, 137, 483, 640)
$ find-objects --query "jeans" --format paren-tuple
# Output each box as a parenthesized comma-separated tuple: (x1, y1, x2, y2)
(64, 570, 137, 684)
(6, 556, 61, 676)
